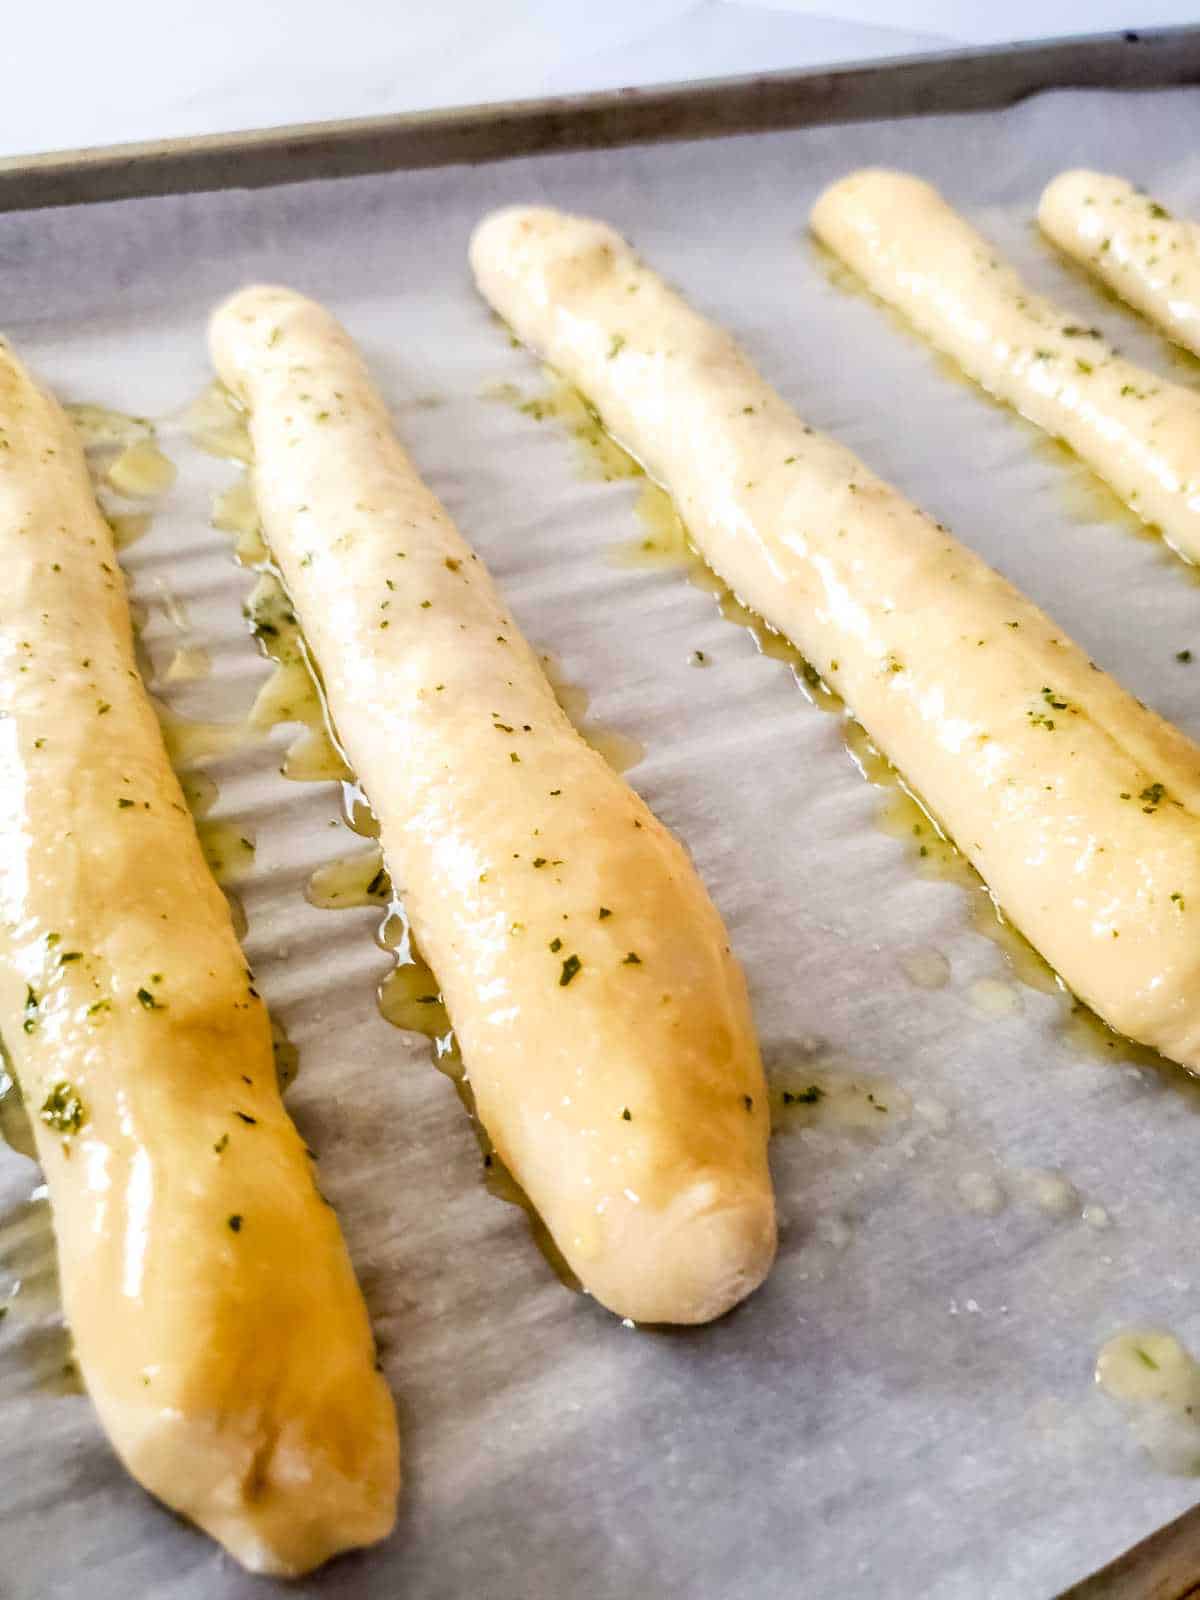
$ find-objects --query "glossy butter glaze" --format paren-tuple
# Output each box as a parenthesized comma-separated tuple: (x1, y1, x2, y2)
(812, 169, 1200, 562)
(470, 204, 1200, 1069)
(210, 286, 775, 1326)
(1039, 169, 1200, 360)
(0, 340, 398, 1575)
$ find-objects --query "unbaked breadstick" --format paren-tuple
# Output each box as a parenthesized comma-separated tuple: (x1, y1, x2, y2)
(0, 341, 399, 1572)
(471, 203, 1200, 1070)
(209, 286, 775, 1326)
(1039, 169, 1200, 358)
(811, 169, 1200, 563)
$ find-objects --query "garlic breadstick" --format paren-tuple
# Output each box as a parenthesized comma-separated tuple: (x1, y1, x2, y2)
(0, 341, 398, 1574)
(811, 169, 1200, 563)
(1039, 170, 1200, 358)
(470, 204, 1200, 1071)
(209, 287, 775, 1327)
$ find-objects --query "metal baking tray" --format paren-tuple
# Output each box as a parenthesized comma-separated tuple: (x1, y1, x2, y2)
(3, 27, 1200, 1600)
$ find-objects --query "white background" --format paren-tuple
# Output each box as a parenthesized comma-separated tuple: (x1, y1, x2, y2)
(2, 1, 1197, 158)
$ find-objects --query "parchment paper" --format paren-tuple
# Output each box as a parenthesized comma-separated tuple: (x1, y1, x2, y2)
(2, 84, 1200, 1600)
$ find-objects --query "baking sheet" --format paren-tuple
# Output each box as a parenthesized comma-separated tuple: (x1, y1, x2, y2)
(2, 84, 1200, 1600)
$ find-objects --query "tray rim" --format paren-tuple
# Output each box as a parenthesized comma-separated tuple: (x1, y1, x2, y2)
(0, 24, 1197, 212)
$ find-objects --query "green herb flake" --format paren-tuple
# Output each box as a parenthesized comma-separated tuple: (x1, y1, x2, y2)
(549, 937, 563, 953)
(136, 986, 164, 1010)
(782, 1084, 824, 1106)
(228, 1214, 243, 1233)
(1135, 1346, 1160, 1370)
(58, 951, 82, 964)
(621, 1107, 632, 1121)
(598, 906, 612, 919)
(40, 1081, 86, 1136)
(1177, 649, 1193, 663)
(214, 1133, 229, 1154)
(559, 954, 582, 987)
(608, 334, 626, 359)
(117, 797, 135, 809)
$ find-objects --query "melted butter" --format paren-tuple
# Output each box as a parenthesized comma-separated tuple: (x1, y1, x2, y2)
(224, 889, 249, 941)
(105, 439, 176, 500)
(968, 976, 1023, 1018)
(104, 511, 152, 551)
(212, 472, 268, 566)
(153, 579, 190, 634)
(282, 725, 353, 783)
(770, 1062, 910, 1134)
(899, 948, 951, 989)
(1031, 431, 1157, 543)
(184, 380, 253, 464)
(956, 1171, 1007, 1216)
(968, 895, 1061, 995)
(153, 699, 251, 765)
(377, 958, 451, 1040)
(271, 1015, 299, 1092)
(1060, 1000, 1183, 1078)
(539, 651, 645, 774)
(1020, 1168, 1078, 1216)
(164, 645, 211, 683)
(1096, 1329, 1200, 1473)
(486, 370, 640, 482)
(306, 848, 390, 910)
(196, 820, 256, 884)
(243, 572, 353, 782)
(67, 404, 164, 546)
(341, 781, 381, 840)
(180, 769, 218, 818)
(611, 481, 697, 571)
(65, 403, 152, 452)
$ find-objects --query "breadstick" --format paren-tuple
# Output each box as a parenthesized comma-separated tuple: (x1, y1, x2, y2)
(0, 339, 399, 1575)
(1039, 169, 1200, 358)
(209, 286, 776, 1326)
